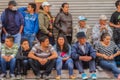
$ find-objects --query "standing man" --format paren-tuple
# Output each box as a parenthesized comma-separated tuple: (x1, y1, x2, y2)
(109, 0, 120, 48)
(18, 3, 39, 47)
(1, 0, 24, 46)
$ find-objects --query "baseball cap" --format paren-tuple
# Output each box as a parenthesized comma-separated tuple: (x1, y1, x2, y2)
(42, 1, 51, 7)
(78, 16, 87, 21)
(99, 15, 108, 20)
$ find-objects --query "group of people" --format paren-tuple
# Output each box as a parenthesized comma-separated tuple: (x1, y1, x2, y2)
(1, 0, 120, 80)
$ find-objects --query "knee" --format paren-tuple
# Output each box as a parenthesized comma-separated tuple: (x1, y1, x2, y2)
(56, 58, 62, 64)
(67, 59, 74, 69)
(56, 58, 63, 70)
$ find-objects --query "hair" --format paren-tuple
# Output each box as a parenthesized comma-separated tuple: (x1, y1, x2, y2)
(56, 34, 69, 53)
(60, 3, 69, 12)
(39, 36, 49, 43)
(20, 38, 29, 44)
(115, 0, 120, 8)
(28, 3, 36, 12)
(6, 35, 14, 42)
(100, 33, 111, 41)
(40, 5, 43, 10)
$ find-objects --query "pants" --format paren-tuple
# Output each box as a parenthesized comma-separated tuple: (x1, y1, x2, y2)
(1, 57, 16, 74)
(75, 60, 96, 73)
(23, 33, 35, 47)
(99, 60, 120, 78)
(29, 59, 55, 76)
(56, 58, 74, 75)
(16, 59, 29, 75)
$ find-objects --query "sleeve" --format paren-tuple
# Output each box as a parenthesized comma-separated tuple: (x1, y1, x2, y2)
(107, 26, 113, 37)
(94, 42, 99, 52)
(92, 25, 100, 40)
(112, 41, 120, 53)
(54, 13, 62, 31)
(11, 45, 19, 58)
(89, 44, 96, 59)
(71, 44, 79, 60)
(1, 11, 6, 27)
(110, 13, 115, 23)
(30, 44, 37, 54)
(19, 13, 24, 26)
(1, 44, 6, 57)
(50, 45, 56, 53)
(38, 13, 49, 34)
(68, 44, 72, 57)
(34, 14, 39, 34)
(18, 7, 27, 17)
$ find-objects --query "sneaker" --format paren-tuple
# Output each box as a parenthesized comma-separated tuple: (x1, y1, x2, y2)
(36, 74, 41, 79)
(0, 73, 6, 78)
(10, 74, 15, 78)
(91, 73, 97, 80)
(81, 73, 88, 80)
(44, 75, 49, 80)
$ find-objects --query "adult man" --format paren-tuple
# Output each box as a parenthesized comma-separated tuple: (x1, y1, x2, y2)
(71, 32, 97, 80)
(72, 16, 91, 43)
(92, 15, 112, 45)
(1, 0, 24, 46)
(28, 36, 58, 79)
(1, 36, 18, 78)
(109, 0, 120, 48)
(18, 3, 39, 47)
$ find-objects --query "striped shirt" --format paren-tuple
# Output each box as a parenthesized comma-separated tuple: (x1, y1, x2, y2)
(95, 41, 120, 56)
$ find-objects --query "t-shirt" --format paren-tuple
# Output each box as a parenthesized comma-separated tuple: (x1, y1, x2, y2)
(31, 43, 56, 58)
(110, 11, 120, 25)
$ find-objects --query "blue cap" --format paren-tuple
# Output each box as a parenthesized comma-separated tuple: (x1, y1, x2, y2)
(78, 16, 87, 21)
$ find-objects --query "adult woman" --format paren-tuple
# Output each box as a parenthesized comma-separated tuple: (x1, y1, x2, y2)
(54, 34, 75, 79)
(95, 33, 120, 79)
(54, 3, 72, 44)
(37, 1, 55, 45)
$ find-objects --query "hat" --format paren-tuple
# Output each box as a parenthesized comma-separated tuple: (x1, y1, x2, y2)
(8, 0, 17, 6)
(42, 1, 51, 7)
(78, 16, 87, 21)
(76, 32, 86, 38)
(99, 15, 108, 20)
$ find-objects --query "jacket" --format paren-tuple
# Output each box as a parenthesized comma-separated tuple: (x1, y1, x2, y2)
(18, 7, 39, 35)
(71, 42, 96, 61)
(54, 12, 72, 36)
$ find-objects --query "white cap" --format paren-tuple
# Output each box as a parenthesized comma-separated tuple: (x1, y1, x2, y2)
(42, 1, 51, 7)
(78, 16, 87, 21)
(99, 15, 108, 20)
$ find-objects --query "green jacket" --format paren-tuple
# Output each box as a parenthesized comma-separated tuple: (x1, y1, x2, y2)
(38, 10, 50, 34)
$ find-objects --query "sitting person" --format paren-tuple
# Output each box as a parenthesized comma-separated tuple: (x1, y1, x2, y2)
(54, 34, 75, 79)
(0, 36, 18, 78)
(72, 16, 92, 43)
(71, 32, 97, 80)
(95, 33, 120, 79)
(28, 36, 58, 79)
(92, 15, 113, 45)
(16, 38, 31, 75)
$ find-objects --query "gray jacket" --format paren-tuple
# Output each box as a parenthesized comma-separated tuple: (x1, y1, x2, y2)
(54, 12, 72, 36)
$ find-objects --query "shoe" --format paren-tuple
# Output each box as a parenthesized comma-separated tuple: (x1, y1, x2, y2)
(91, 73, 97, 80)
(44, 75, 49, 80)
(81, 73, 88, 80)
(10, 74, 15, 79)
(0, 73, 6, 78)
(36, 74, 41, 79)
(69, 75, 76, 79)
(56, 76, 60, 80)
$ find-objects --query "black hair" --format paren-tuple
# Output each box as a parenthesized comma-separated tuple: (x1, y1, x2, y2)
(29, 3, 36, 12)
(20, 38, 29, 44)
(6, 35, 14, 42)
(8, 0, 17, 6)
(100, 33, 111, 41)
(39, 36, 49, 43)
(115, 0, 120, 8)
(56, 34, 69, 53)
(40, 5, 43, 10)
(60, 3, 69, 12)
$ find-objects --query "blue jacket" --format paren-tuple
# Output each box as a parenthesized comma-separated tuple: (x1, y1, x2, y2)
(54, 44, 71, 59)
(71, 42, 96, 61)
(18, 7, 39, 34)
(1, 8, 24, 35)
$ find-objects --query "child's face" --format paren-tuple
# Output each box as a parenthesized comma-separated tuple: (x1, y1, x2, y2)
(27, 5, 34, 13)
(21, 41, 30, 51)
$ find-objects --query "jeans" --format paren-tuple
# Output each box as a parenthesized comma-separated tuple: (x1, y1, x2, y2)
(23, 33, 35, 47)
(56, 58, 74, 76)
(75, 60, 96, 73)
(16, 59, 29, 75)
(1, 57, 16, 74)
(29, 59, 55, 76)
(99, 60, 120, 78)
